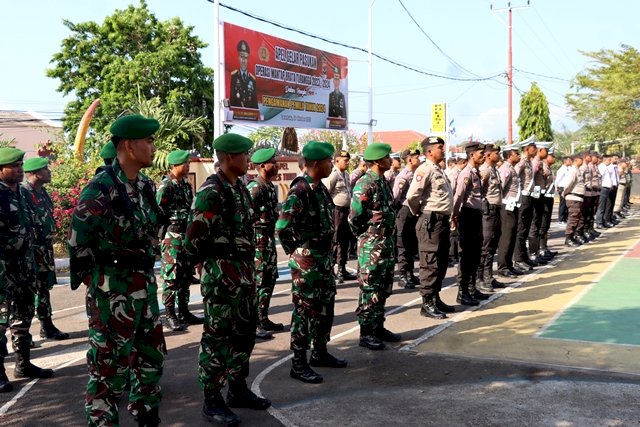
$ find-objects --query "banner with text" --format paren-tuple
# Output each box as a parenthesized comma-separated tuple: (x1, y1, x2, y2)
(223, 22, 349, 130)
(431, 103, 446, 134)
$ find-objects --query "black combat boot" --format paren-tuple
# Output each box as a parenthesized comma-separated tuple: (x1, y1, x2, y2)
(135, 407, 161, 427)
(202, 390, 240, 426)
(398, 272, 413, 289)
(565, 235, 580, 247)
(409, 271, 420, 288)
(420, 295, 446, 319)
(177, 299, 204, 326)
(338, 265, 357, 282)
(227, 379, 271, 410)
(309, 344, 348, 368)
(290, 350, 323, 383)
(39, 317, 70, 340)
(434, 294, 455, 313)
(456, 289, 479, 306)
(14, 349, 53, 379)
(478, 271, 494, 293)
(164, 303, 185, 332)
(373, 320, 402, 342)
(358, 324, 385, 350)
(258, 307, 284, 332)
(0, 360, 13, 393)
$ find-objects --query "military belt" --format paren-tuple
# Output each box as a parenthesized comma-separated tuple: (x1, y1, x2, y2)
(207, 244, 254, 262)
(366, 225, 394, 237)
(97, 252, 155, 271)
(301, 238, 332, 250)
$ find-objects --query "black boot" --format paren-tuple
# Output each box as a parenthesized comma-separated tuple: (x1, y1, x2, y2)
(359, 324, 385, 350)
(39, 317, 70, 340)
(478, 272, 494, 293)
(420, 295, 447, 319)
(374, 320, 402, 342)
(565, 235, 579, 247)
(309, 345, 348, 368)
(409, 271, 420, 288)
(14, 349, 53, 379)
(434, 294, 455, 313)
(164, 303, 185, 332)
(261, 318, 284, 331)
(135, 407, 161, 427)
(0, 360, 13, 393)
(398, 272, 415, 289)
(290, 350, 323, 383)
(178, 300, 204, 326)
(456, 290, 479, 306)
(339, 265, 357, 281)
(227, 380, 271, 410)
(202, 390, 241, 426)
(255, 326, 274, 340)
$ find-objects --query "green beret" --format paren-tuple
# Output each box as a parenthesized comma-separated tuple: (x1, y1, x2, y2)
(251, 147, 276, 164)
(0, 147, 25, 166)
(364, 143, 392, 161)
(167, 149, 190, 166)
(302, 141, 335, 161)
(23, 157, 49, 172)
(110, 114, 160, 140)
(213, 133, 254, 153)
(99, 141, 116, 160)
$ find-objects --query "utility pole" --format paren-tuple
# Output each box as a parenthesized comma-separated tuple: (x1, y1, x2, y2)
(491, 1, 530, 146)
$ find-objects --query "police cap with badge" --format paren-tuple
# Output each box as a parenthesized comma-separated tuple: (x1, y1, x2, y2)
(334, 149, 351, 160)
(237, 40, 250, 55)
(401, 148, 420, 160)
(464, 141, 486, 156)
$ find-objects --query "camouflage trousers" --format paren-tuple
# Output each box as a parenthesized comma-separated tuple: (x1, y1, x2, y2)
(0, 256, 37, 358)
(255, 235, 279, 321)
(85, 272, 166, 426)
(198, 259, 256, 392)
(160, 231, 192, 308)
(356, 234, 395, 326)
(289, 248, 336, 351)
(35, 270, 57, 320)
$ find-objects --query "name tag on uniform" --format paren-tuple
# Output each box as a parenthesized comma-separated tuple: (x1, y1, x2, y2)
(505, 197, 517, 212)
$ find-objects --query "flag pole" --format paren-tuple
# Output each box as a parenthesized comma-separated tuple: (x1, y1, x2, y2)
(444, 103, 449, 162)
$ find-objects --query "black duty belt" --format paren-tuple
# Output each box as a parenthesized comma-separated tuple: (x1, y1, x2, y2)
(366, 225, 394, 237)
(335, 206, 350, 212)
(424, 211, 450, 220)
(301, 238, 332, 250)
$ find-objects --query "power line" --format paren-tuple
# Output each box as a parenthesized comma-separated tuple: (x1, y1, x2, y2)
(215, 1, 504, 83)
(396, 0, 482, 78)
(514, 67, 570, 82)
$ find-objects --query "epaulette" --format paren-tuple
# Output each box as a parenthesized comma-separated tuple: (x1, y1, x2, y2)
(231, 70, 238, 75)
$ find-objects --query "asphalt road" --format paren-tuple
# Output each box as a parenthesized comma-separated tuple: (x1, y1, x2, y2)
(1, 208, 639, 426)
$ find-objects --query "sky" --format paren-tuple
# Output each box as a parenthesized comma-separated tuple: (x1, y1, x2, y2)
(1, 0, 638, 145)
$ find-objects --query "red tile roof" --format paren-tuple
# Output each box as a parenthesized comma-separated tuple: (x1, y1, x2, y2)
(369, 130, 427, 152)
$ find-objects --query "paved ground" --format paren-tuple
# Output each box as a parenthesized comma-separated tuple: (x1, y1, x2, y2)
(1, 205, 639, 426)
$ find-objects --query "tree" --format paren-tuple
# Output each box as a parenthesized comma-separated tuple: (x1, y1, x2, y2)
(47, 1, 213, 151)
(299, 129, 361, 153)
(566, 45, 640, 155)
(247, 127, 283, 148)
(517, 82, 553, 141)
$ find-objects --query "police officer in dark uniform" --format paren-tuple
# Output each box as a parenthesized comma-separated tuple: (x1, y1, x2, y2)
(452, 142, 489, 306)
(229, 40, 258, 109)
(328, 67, 346, 119)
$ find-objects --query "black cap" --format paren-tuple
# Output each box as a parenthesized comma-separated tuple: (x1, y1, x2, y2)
(465, 141, 486, 155)
(401, 148, 420, 159)
(334, 150, 351, 160)
(237, 40, 250, 54)
(422, 136, 445, 146)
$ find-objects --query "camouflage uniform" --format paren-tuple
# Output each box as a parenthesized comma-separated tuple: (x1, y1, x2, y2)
(156, 173, 193, 319)
(246, 175, 279, 328)
(349, 170, 396, 327)
(69, 160, 166, 426)
(0, 181, 37, 370)
(21, 182, 57, 321)
(183, 170, 257, 394)
(276, 174, 335, 352)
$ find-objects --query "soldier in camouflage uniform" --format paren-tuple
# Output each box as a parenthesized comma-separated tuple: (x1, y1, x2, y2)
(22, 157, 69, 340)
(184, 134, 270, 427)
(349, 143, 402, 351)
(157, 149, 202, 332)
(247, 147, 283, 340)
(1, 148, 54, 394)
(276, 141, 347, 385)
(69, 115, 166, 426)
(96, 141, 116, 175)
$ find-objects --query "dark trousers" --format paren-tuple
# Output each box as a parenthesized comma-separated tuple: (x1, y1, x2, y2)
(624, 183, 631, 207)
(332, 206, 352, 267)
(514, 196, 533, 262)
(417, 212, 450, 297)
(607, 187, 617, 222)
(596, 187, 610, 225)
(557, 188, 568, 222)
(528, 197, 544, 255)
(456, 207, 483, 294)
(497, 207, 519, 271)
(396, 206, 418, 274)
(479, 204, 501, 277)
(582, 196, 595, 231)
(565, 199, 584, 236)
(540, 197, 554, 236)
